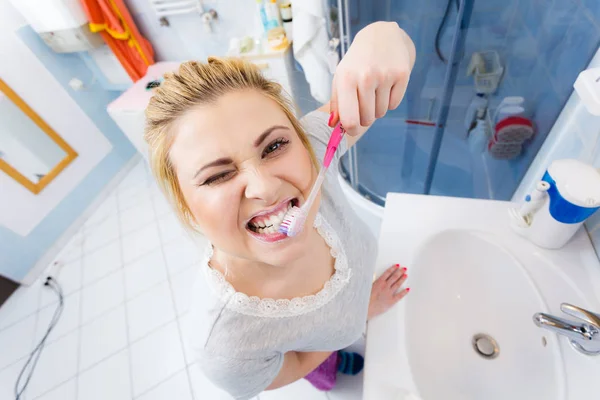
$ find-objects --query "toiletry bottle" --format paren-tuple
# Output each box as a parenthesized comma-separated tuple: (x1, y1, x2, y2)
(280, 2, 292, 42)
(256, 0, 269, 33)
(265, 0, 281, 29)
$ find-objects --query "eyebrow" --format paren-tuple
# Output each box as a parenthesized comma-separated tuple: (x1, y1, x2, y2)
(254, 125, 289, 147)
(193, 125, 290, 179)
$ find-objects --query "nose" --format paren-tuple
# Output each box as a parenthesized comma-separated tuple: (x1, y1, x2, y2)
(244, 167, 282, 204)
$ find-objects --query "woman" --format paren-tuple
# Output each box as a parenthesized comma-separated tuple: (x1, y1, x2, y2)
(144, 21, 415, 399)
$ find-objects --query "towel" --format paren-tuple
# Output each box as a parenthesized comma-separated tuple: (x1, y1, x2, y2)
(291, 0, 332, 104)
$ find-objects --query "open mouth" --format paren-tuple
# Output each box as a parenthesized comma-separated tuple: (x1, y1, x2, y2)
(246, 198, 299, 235)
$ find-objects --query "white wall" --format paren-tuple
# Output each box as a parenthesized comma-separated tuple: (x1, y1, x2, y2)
(0, 0, 112, 236)
(125, 0, 260, 61)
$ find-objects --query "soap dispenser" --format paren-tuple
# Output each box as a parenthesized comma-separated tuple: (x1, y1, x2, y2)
(509, 159, 600, 249)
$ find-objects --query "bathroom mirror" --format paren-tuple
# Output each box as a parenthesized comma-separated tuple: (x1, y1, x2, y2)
(0, 78, 77, 194)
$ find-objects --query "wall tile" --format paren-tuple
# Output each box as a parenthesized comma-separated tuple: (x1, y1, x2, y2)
(547, 7, 600, 98)
(538, 0, 578, 65)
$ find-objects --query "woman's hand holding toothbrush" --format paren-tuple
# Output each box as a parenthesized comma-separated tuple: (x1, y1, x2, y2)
(327, 21, 415, 139)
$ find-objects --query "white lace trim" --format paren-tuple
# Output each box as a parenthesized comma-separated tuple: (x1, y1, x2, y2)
(202, 213, 351, 318)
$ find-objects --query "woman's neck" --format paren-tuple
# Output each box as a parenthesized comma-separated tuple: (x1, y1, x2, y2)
(210, 228, 334, 299)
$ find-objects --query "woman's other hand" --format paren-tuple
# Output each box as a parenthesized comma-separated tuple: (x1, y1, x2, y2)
(368, 264, 409, 320)
(328, 21, 416, 137)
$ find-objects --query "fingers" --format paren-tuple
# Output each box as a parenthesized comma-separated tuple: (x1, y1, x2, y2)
(393, 287, 410, 301)
(386, 265, 406, 283)
(389, 79, 408, 110)
(358, 79, 376, 127)
(328, 76, 340, 128)
(375, 85, 391, 119)
(390, 273, 408, 291)
(377, 264, 398, 282)
(336, 72, 361, 135)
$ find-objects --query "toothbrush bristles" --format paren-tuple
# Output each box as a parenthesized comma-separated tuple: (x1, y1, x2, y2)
(278, 207, 306, 237)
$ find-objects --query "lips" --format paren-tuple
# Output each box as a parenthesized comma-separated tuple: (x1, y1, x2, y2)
(246, 198, 299, 234)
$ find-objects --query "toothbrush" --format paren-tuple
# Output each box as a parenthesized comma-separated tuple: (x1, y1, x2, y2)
(278, 123, 346, 237)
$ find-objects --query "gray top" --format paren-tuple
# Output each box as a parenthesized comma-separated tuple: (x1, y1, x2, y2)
(186, 110, 378, 399)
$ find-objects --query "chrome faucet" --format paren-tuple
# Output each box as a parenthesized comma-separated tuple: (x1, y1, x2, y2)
(533, 303, 600, 356)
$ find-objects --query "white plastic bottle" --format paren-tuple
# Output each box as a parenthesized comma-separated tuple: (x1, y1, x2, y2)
(264, 0, 281, 29)
(256, 0, 269, 33)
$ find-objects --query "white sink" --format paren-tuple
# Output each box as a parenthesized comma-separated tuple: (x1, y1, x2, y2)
(363, 194, 600, 400)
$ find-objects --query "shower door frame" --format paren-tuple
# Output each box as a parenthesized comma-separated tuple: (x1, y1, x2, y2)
(336, 0, 476, 198)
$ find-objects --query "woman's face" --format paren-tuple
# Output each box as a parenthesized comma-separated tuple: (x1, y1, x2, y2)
(169, 90, 318, 267)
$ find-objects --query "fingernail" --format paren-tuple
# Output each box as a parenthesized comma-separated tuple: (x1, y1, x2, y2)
(328, 112, 335, 126)
(402, 267, 407, 272)
(395, 264, 400, 268)
(406, 288, 411, 293)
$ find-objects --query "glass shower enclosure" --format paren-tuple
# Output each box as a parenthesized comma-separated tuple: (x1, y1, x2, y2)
(335, 0, 600, 206)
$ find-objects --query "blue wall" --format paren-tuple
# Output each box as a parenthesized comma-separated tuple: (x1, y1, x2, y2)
(0, 26, 136, 282)
(343, 0, 600, 201)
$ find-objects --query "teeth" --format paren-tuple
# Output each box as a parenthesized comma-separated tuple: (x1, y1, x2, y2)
(248, 200, 295, 233)
(268, 215, 278, 227)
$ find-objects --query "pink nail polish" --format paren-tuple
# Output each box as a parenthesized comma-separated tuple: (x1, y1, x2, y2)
(403, 267, 407, 272)
(406, 288, 411, 293)
(395, 264, 400, 268)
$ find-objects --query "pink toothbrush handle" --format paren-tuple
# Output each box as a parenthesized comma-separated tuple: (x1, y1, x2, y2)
(323, 124, 346, 168)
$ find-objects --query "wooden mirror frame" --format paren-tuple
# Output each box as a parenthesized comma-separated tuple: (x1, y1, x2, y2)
(0, 78, 78, 194)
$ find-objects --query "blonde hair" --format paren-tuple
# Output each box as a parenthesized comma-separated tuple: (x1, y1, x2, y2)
(144, 57, 319, 231)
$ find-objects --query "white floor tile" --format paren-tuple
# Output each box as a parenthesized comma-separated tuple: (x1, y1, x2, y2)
(118, 161, 150, 190)
(152, 195, 174, 218)
(85, 194, 118, 228)
(121, 223, 161, 265)
(170, 266, 198, 316)
(0, 360, 26, 400)
(188, 364, 261, 400)
(327, 373, 363, 400)
(39, 276, 67, 310)
(83, 215, 120, 253)
(137, 369, 193, 400)
(82, 241, 122, 286)
(259, 377, 329, 400)
(126, 281, 176, 342)
(78, 349, 132, 400)
(55, 233, 83, 265)
(162, 238, 203, 277)
(35, 291, 80, 345)
(54, 257, 83, 296)
(120, 201, 157, 235)
(80, 270, 125, 325)
(80, 305, 128, 371)
(0, 282, 40, 331)
(178, 314, 196, 366)
(130, 321, 186, 396)
(33, 378, 76, 400)
(0, 313, 36, 370)
(157, 213, 186, 245)
(27, 330, 79, 399)
(118, 183, 153, 212)
(124, 249, 168, 300)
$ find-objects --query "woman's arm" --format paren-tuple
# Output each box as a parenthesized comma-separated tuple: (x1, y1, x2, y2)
(265, 350, 333, 390)
(323, 21, 416, 147)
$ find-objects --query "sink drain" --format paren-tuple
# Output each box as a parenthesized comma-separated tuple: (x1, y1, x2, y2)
(472, 333, 500, 359)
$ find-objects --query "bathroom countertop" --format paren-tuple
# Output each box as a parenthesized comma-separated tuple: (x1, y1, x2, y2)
(363, 193, 600, 400)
